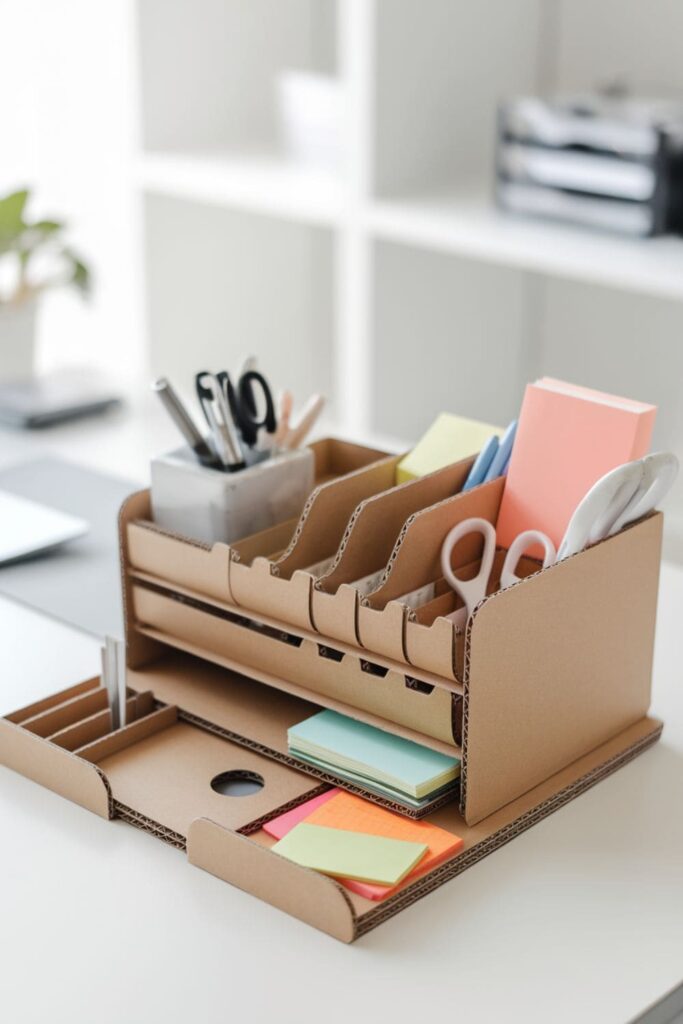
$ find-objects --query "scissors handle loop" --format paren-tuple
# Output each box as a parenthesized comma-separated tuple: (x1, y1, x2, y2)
(440, 517, 496, 621)
(500, 530, 556, 589)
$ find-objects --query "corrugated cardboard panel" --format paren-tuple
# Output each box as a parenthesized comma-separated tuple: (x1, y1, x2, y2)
(127, 521, 233, 604)
(98, 720, 321, 837)
(20, 688, 109, 738)
(463, 513, 662, 825)
(0, 718, 111, 817)
(188, 819, 357, 943)
(310, 456, 474, 643)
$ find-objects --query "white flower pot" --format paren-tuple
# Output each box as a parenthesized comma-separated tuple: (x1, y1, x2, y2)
(0, 301, 37, 381)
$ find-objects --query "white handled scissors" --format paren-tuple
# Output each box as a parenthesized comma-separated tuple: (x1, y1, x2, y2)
(441, 452, 678, 623)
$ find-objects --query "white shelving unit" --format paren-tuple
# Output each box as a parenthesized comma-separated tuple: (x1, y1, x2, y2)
(134, 0, 683, 548)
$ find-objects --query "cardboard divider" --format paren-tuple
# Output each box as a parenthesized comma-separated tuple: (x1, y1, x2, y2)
(4, 676, 101, 725)
(228, 446, 399, 626)
(19, 687, 109, 739)
(187, 818, 358, 943)
(123, 440, 392, 611)
(130, 582, 461, 750)
(357, 477, 506, 676)
(311, 456, 474, 644)
(75, 705, 178, 764)
(48, 691, 157, 751)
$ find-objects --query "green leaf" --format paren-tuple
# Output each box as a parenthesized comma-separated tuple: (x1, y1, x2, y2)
(66, 251, 92, 296)
(33, 219, 63, 236)
(0, 189, 29, 243)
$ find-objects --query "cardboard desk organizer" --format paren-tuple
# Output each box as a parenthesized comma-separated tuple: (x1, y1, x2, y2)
(0, 438, 664, 943)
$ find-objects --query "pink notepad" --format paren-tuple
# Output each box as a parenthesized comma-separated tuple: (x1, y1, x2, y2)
(496, 378, 656, 550)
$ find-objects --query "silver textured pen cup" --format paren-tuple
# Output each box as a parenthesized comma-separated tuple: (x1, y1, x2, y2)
(150, 445, 315, 545)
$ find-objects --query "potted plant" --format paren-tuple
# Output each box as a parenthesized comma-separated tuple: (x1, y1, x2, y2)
(0, 188, 91, 380)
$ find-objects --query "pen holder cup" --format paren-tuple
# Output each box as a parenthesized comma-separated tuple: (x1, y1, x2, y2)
(150, 445, 315, 546)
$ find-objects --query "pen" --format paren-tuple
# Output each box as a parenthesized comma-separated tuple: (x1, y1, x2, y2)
(272, 389, 293, 447)
(283, 393, 326, 449)
(195, 372, 246, 471)
(151, 377, 220, 467)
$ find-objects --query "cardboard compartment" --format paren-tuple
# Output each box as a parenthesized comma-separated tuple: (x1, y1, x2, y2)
(357, 477, 505, 672)
(228, 443, 400, 627)
(124, 438, 392, 609)
(129, 582, 461, 751)
(311, 456, 474, 644)
(188, 714, 662, 942)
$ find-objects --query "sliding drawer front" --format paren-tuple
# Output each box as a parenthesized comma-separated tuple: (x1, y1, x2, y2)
(463, 512, 663, 826)
(130, 584, 458, 747)
(311, 456, 475, 645)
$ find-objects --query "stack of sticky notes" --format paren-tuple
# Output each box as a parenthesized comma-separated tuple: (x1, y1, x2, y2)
(268, 789, 464, 899)
(396, 413, 504, 484)
(496, 377, 657, 550)
(287, 709, 460, 809)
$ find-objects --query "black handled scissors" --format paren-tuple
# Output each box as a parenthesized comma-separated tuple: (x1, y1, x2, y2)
(217, 369, 277, 449)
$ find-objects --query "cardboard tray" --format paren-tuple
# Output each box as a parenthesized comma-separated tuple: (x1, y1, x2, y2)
(0, 671, 662, 943)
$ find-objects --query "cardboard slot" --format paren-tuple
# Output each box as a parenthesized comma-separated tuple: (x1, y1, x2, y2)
(356, 477, 506, 673)
(19, 687, 109, 739)
(131, 582, 460, 749)
(48, 692, 157, 751)
(75, 705, 178, 763)
(311, 456, 475, 645)
(5, 676, 101, 725)
(228, 446, 399, 627)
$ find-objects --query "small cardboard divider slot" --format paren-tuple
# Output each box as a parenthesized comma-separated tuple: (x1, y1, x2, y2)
(19, 687, 109, 738)
(75, 705, 178, 764)
(229, 446, 399, 627)
(5, 676, 101, 725)
(130, 581, 460, 749)
(357, 476, 506, 678)
(311, 455, 475, 645)
(48, 691, 157, 751)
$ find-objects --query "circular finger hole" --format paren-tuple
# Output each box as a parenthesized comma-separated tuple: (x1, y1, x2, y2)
(210, 770, 265, 797)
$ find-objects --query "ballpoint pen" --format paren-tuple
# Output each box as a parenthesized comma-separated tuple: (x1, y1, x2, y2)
(195, 371, 246, 471)
(151, 377, 220, 467)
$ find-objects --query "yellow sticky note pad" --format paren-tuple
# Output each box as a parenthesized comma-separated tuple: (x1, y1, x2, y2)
(397, 413, 504, 483)
(272, 823, 428, 885)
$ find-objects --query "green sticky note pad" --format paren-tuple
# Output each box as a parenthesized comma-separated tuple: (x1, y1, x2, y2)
(397, 413, 504, 483)
(272, 823, 428, 885)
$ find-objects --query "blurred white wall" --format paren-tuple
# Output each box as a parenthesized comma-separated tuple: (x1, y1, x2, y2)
(0, 0, 144, 384)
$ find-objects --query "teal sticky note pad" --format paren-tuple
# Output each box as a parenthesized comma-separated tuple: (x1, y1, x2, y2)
(288, 710, 460, 798)
(272, 823, 428, 885)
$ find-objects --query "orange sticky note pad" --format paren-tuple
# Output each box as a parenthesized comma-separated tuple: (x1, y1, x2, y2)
(305, 791, 464, 900)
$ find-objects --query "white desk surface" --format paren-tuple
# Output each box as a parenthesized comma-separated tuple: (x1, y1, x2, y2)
(1, 403, 683, 1024)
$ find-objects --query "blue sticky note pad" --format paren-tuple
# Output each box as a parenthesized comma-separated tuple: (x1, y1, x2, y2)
(484, 419, 517, 482)
(288, 710, 460, 799)
(462, 435, 499, 492)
